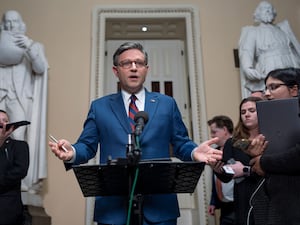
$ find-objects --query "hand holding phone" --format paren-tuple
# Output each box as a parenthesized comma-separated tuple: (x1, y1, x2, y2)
(0, 121, 30, 130)
(222, 165, 235, 175)
(233, 139, 251, 151)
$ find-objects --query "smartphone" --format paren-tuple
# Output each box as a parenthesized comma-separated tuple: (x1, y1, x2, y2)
(0, 120, 30, 130)
(232, 139, 251, 151)
(222, 165, 235, 175)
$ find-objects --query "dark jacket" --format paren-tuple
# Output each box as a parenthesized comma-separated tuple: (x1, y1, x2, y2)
(217, 138, 263, 225)
(254, 143, 300, 225)
(0, 137, 29, 224)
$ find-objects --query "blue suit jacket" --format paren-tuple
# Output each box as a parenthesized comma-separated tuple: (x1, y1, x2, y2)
(72, 90, 199, 224)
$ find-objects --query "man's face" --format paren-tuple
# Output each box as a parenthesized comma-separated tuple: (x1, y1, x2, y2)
(3, 11, 21, 33)
(112, 49, 148, 93)
(209, 123, 228, 147)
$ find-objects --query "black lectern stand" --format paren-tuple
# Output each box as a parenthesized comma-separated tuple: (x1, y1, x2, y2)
(72, 161, 205, 224)
(73, 161, 204, 196)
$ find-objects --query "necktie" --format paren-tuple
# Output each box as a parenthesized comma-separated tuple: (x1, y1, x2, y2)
(215, 176, 224, 201)
(128, 94, 139, 131)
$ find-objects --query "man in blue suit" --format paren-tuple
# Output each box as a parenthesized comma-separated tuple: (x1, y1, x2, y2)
(49, 42, 222, 225)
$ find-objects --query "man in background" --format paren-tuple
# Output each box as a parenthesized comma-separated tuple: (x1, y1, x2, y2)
(207, 115, 236, 225)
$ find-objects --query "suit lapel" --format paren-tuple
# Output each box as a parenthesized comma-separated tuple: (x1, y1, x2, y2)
(109, 93, 131, 133)
(144, 91, 159, 133)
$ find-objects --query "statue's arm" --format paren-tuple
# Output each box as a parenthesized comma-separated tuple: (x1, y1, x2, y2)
(26, 42, 47, 74)
(14, 33, 47, 74)
(239, 26, 264, 80)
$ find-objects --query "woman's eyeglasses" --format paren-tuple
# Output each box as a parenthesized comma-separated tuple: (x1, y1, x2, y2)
(264, 83, 287, 93)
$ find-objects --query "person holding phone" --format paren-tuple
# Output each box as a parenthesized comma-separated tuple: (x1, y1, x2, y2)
(0, 109, 30, 225)
(214, 97, 264, 225)
(247, 68, 300, 225)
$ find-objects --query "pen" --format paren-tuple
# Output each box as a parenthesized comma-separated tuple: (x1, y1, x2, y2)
(49, 134, 68, 153)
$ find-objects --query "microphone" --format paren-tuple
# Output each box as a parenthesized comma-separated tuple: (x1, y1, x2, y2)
(134, 111, 149, 136)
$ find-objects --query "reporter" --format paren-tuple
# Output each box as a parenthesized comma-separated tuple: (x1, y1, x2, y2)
(249, 68, 300, 225)
(216, 97, 264, 225)
(0, 110, 29, 225)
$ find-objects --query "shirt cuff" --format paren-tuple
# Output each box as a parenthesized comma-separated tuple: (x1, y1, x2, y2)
(191, 147, 198, 161)
(64, 145, 76, 163)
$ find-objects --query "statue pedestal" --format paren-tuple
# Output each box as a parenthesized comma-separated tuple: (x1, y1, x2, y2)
(22, 191, 43, 206)
(23, 205, 51, 225)
(22, 192, 51, 225)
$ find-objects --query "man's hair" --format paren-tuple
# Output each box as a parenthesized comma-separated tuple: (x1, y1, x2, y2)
(0, 109, 7, 114)
(113, 42, 148, 66)
(207, 115, 234, 134)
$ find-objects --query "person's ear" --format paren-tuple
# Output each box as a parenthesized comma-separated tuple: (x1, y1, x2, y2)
(290, 85, 298, 97)
(222, 126, 229, 135)
(112, 66, 119, 77)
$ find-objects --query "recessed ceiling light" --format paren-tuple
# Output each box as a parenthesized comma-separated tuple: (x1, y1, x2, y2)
(141, 26, 148, 32)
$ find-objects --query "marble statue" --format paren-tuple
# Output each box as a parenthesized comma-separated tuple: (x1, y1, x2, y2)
(238, 1, 300, 98)
(0, 10, 48, 206)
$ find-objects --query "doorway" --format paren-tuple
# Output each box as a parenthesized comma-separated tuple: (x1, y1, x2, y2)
(88, 5, 210, 225)
(104, 39, 191, 134)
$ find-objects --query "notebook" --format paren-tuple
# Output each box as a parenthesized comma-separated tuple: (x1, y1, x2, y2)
(256, 98, 300, 155)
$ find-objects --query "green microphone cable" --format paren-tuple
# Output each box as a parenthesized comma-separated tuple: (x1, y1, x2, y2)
(126, 167, 139, 225)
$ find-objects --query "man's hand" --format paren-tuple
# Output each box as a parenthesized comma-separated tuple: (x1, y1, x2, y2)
(208, 205, 216, 216)
(193, 137, 223, 165)
(48, 139, 74, 161)
(211, 160, 224, 174)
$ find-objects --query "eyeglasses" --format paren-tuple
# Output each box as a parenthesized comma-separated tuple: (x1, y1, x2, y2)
(264, 83, 287, 93)
(118, 60, 147, 69)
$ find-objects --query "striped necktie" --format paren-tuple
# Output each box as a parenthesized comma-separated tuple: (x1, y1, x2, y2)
(128, 94, 139, 131)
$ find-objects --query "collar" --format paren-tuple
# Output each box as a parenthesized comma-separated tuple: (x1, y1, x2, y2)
(122, 88, 145, 102)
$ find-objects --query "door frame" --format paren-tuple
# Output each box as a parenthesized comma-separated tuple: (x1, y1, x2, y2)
(88, 5, 210, 225)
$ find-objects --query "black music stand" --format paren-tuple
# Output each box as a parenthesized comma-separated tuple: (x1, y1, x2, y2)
(72, 160, 205, 224)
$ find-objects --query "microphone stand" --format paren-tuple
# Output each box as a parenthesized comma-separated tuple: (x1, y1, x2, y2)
(126, 133, 141, 166)
(125, 133, 143, 225)
(116, 111, 148, 224)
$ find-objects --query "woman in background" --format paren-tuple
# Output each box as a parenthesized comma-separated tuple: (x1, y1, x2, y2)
(215, 96, 264, 225)
(249, 68, 300, 225)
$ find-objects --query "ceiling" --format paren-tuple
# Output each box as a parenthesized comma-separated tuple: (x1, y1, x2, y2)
(105, 18, 186, 40)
